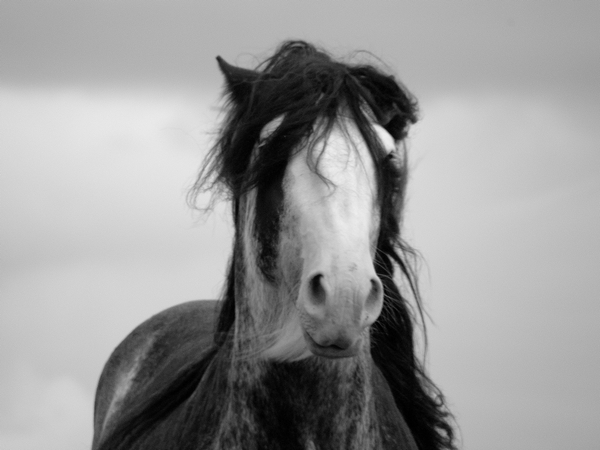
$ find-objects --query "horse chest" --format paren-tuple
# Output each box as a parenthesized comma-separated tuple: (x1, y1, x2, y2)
(207, 359, 407, 450)
(92, 40, 455, 450)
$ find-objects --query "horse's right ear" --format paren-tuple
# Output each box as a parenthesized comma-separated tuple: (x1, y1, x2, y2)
(216, 56, 259, 103)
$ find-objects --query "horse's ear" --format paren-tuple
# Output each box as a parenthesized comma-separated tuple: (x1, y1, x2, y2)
(377, 98, 418, 141)
(216, 56, 259, 103)
(379, 106, 405, 140)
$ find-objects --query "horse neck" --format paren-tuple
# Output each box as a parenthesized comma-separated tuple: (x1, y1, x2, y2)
(211, 198, 381, 449)
(218, 314, 380, 449)
(223, 357, 380, 450)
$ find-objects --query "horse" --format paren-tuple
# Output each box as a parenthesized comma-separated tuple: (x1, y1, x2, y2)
(91, 41, 455, 450)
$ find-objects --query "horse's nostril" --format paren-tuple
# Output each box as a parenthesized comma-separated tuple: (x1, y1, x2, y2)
(308, 273, 327, 306)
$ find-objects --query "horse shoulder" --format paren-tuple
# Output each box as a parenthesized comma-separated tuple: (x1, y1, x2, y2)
(371, 362, 419, 450)
(92, 300, 219, 449)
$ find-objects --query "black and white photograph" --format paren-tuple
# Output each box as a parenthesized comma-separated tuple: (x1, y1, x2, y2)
(1, 2, 598, 449)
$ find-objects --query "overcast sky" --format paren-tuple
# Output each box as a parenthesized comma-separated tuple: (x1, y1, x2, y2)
(1, 2, 599, 449)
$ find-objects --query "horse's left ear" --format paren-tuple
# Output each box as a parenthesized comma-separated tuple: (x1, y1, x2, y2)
(216, 56, 260, 103)
(379, 100, 418, 141)
(379, 106, 399, 130)
(379, 106, 405, 141)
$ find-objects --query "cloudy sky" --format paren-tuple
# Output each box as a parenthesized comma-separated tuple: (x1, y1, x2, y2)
(1, 1, 599, 449)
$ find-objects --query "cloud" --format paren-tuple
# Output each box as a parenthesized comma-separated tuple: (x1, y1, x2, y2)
(407, 92, 600, 449)
(1, 85, 599, 450)
(0, 86, 233, 448)
(0, 363, 93, 450)
(410, 91, 599, 211)
(2, 1, 598, 94)
(0, 86, 229, 270)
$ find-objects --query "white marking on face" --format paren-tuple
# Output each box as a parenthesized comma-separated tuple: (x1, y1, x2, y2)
(284, 118, 379, 267)
(248, 114, 394, 361)
(282, 117, 384, 357)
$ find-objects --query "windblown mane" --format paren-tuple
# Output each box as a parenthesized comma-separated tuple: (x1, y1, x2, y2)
(98, 41, 456, 450)
(191, 41, 456, 450)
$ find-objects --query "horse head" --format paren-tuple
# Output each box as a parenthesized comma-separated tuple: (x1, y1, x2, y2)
(206, 42, 418, 361)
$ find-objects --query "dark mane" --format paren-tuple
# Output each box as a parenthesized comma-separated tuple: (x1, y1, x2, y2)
(189, 40, 417, 202)
(192, 41, 456, 450)
(98, 41, 455, 450)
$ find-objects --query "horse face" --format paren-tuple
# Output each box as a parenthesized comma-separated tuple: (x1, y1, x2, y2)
(258, 116, 395, 359)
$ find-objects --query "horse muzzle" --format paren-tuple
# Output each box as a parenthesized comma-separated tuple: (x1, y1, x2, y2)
(298, 267, 384, 358)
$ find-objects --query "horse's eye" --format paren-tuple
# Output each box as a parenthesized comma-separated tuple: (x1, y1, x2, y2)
(382, 146, 398, 161)
(382, 149, 404, 171)
(381, 152, 394, 166)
